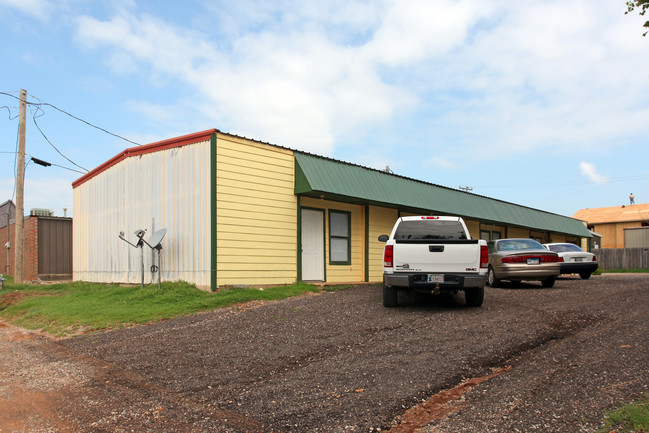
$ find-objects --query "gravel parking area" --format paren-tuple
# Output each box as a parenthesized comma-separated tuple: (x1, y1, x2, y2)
(1, 274, 648, 432)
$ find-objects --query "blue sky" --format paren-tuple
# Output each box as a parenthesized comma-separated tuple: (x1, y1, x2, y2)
(1, 0, 648, 219)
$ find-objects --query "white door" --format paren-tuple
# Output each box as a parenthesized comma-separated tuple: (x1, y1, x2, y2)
(301, 209, 324, 281)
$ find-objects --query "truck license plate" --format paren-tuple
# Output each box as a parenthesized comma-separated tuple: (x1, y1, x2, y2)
(427, 274, 444, 283)
(527, 258, 540, 265)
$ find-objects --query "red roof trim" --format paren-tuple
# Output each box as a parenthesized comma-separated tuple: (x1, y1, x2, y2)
(72, 129, 217, 188)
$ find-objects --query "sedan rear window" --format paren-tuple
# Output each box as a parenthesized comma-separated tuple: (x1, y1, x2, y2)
(496, 239, 544, 251)
(547, 244, 583, 253)
(394, 220, 467, 240)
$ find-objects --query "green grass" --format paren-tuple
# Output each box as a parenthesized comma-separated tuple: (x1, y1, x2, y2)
(0, 280, 344, 337)
(598, 393, 649, 432)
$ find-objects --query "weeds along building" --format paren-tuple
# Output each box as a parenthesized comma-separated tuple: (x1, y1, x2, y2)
(72, 129, 592, 290)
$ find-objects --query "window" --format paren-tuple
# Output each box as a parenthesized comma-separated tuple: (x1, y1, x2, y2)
(394, 220, 468, 241)
(329, 210, 350, 265)
(492, 231, 501, 240)
(480, 230, 490, 241)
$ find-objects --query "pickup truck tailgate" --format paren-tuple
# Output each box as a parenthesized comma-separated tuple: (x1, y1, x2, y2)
(393, 241, 481, 273)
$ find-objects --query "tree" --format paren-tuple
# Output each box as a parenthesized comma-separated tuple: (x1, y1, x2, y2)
(626, 0, 649, 36)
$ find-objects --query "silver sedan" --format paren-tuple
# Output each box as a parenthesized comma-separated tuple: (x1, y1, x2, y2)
(487, 238, 561, 288)
(543, 243, 598, 279)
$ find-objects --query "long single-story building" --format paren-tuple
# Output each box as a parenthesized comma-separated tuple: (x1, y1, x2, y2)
(72, 129, 592, 290)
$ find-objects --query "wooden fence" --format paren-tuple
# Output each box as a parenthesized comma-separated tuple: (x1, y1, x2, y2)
(595, 248, 649, 270)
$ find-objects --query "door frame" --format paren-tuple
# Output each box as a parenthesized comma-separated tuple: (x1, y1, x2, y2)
(298, 204, 326, 282)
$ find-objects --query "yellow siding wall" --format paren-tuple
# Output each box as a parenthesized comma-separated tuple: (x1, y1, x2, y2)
(530, 231, 548, 243)
(551, 234, 567, 243)
(507, 226, 530, 238)
(216, 134, 296, 286)
(464, 219, 480, 239)
(300, 197, 364, 283)
(479, 223, 505, 240)
(368, 206, 400, 282)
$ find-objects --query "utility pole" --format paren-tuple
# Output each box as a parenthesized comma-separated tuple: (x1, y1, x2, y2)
(14, 89, 26, 284)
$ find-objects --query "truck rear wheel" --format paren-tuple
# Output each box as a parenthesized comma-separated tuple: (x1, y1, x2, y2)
(465, 286, 484, 307)
(383, 284, 397, 307)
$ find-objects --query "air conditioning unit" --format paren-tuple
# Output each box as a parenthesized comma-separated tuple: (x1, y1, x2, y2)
(30, 208, 54, 217)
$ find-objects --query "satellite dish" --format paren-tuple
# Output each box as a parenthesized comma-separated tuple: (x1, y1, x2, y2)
(148, 228, 167, 250)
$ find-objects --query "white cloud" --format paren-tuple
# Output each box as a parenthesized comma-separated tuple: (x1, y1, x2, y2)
(68, 0, 649, 162)
(579, 162, 608, 184)
(73, 7, 414, 153)
(0, 0, 52, 21)
(362, 0, 490, 66)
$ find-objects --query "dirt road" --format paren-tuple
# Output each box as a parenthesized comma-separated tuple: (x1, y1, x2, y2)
(1, 274, 647, 432)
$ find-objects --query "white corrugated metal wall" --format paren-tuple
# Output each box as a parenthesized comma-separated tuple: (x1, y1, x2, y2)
(73, 140, 211, 286)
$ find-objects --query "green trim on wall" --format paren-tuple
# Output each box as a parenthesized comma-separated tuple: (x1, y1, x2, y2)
(296, 196, 302, 282)
(210, 132, 217, 291)
(364, 204, 369, 282)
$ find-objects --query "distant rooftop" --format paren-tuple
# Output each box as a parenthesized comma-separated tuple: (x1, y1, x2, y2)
(573, 203, 649, 224)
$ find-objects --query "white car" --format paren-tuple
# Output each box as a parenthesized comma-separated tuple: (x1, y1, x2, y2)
(543, 243, 598, 280)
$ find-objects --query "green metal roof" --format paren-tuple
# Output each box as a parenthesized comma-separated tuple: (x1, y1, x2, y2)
(294, 152, 591, 238)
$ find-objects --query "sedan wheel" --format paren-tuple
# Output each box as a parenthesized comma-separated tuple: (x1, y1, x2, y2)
(542, 276, 556, 288)
(487, 267, 500, 288)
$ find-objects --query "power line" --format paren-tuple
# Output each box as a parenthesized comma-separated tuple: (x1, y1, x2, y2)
(1, 106, 18, 120)
(477, 175, 648, 190)
(0, 91, 142, 146)
(31, 104, 89, 172)
(0, 151, 88, 174)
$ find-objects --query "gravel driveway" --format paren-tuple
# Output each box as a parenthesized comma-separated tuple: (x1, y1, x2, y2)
(1, 274, 647, 432)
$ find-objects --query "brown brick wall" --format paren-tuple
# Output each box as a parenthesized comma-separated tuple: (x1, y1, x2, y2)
(24, 217, 38, 281)
(0, 216, 40, 281)
(0, 223, 13, 277)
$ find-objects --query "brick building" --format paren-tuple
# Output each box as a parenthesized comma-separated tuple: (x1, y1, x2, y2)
(0, 205, 73, 281)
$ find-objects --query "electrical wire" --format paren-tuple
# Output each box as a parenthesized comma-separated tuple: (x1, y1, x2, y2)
(0, 151, 86, 174)
(31, 104, 89, 172)
(1, 106, 18, 120)
(0, 92, 142, 146)
(477, 175, 649, 190)
(1, 90, 143, 177)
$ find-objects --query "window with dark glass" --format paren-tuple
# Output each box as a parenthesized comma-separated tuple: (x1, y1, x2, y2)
(329, 210, 350, 265)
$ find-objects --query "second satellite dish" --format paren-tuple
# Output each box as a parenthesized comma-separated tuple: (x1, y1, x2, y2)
(146, 228, 167, 250)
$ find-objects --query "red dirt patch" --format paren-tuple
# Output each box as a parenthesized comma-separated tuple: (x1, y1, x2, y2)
(388, 366, 513, 433)
(0, 292, 23, 309)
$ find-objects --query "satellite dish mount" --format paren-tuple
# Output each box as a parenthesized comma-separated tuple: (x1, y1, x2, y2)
(119, 229, 148, 288)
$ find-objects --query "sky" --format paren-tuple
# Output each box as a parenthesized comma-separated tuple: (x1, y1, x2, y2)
(1, 0, 648, 219)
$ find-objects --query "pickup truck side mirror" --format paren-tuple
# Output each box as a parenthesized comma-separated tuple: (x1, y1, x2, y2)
(378, 234, 389, 242)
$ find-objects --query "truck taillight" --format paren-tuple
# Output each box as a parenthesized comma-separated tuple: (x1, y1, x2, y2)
(384, 245, 393, 267)
(592, 255, 597, 262)
(421, 216, 440, 219)
(480, 245, 488, 268)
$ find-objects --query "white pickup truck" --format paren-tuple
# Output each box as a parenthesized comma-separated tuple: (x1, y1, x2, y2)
(378, 216, 488, 308)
